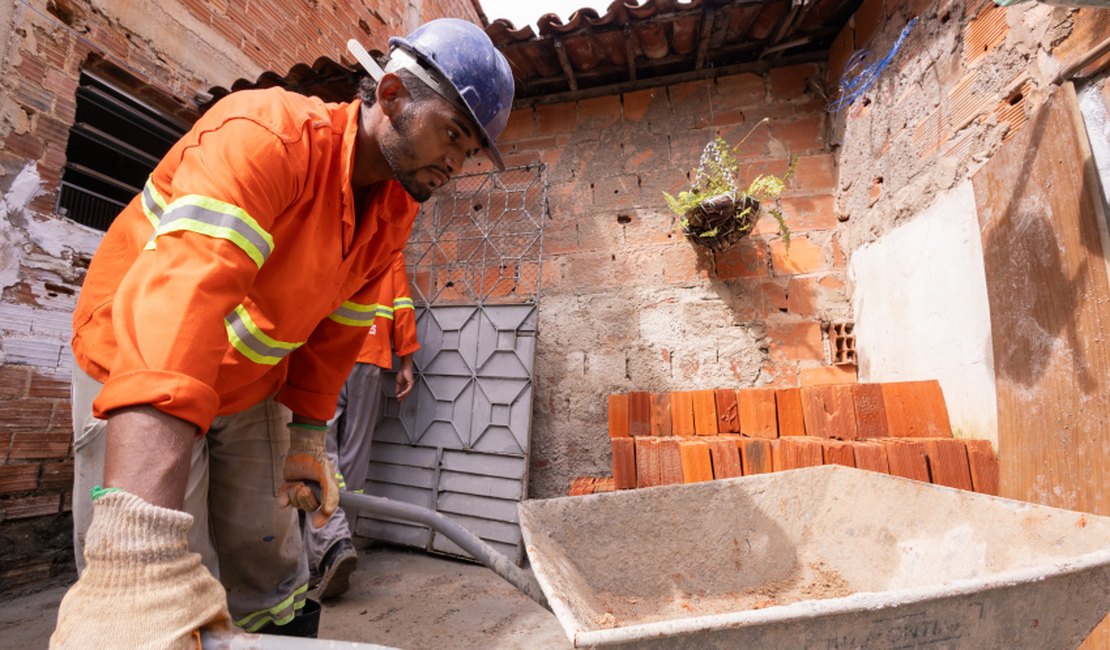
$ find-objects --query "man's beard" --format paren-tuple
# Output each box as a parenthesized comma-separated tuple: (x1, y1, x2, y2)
(381, 108, 435, 203)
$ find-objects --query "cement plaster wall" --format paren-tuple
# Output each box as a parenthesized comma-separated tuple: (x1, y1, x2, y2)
(849, 180, 998, 443)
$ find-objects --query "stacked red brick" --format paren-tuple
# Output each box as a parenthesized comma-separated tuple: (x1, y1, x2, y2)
(599, 381, 999, 495)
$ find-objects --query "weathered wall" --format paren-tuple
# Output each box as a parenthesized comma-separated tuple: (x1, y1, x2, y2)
(831, 1, 1108, 441)
(490, 65, 850, 498)
(0, 0, 478, 595)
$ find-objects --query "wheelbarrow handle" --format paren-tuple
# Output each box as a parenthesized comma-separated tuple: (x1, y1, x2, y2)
(308, 483, 551, 612)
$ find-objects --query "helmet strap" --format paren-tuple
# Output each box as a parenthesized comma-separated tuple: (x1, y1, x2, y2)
(384, 49, 472, 121)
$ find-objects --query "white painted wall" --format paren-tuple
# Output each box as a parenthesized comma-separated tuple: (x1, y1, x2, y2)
(850, 180, 998, 444)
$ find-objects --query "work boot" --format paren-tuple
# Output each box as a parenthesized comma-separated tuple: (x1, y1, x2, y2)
(317, 539, 357, 600)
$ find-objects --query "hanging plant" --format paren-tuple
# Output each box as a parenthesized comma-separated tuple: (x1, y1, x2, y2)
(664, 120, 794, 252)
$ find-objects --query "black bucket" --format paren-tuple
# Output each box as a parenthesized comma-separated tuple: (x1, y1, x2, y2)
(254, 598, 321, 638)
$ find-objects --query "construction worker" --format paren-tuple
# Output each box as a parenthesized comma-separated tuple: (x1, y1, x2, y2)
(50, 18, 513, 648)
(306, 251, 419, 600)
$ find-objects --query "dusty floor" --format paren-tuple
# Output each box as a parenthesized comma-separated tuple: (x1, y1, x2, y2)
(0, 545, 572, 649)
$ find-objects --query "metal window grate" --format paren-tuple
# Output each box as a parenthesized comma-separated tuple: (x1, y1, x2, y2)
(405, 164, 547, 306)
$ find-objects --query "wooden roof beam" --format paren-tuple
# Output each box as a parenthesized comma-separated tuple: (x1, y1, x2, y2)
(553, 38, 579, 92)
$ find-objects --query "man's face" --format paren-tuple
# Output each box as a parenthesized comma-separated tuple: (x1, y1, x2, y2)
(380, 94, 483, 203)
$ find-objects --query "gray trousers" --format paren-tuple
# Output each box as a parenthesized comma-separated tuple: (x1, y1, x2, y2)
(302, 362, 383, 569)
(71, 367, 310, 631)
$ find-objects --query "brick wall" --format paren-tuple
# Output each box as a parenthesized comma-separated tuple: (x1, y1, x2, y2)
(484, 66, 849, 498)
(0, 0, 478, 596)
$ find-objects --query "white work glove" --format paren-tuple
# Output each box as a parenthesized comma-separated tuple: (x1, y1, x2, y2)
(278, 422, 339, 528)
(50, 489, 231, 650)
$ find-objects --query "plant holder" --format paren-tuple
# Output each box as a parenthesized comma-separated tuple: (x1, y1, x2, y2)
(681, 193, 761, 252)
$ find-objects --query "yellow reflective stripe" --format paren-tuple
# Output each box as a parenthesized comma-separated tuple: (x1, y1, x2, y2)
(236, 583, 308, 632)
(141, 177, 167, 229)
(393, 297, 415, 311)
(328, 300, 380, 327)
(225, 305, 304, 366)
(156, 195, 274, 268)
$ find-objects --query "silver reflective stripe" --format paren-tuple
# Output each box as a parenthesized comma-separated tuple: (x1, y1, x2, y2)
(157, 197, 273, 267)
(141, 179, 166, 228)
(328, 301, 379, 327)
(225, 305, 303, 365)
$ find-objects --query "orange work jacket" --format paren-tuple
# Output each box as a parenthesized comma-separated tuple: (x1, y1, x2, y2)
(71, 87, 419, 431)
(356, 252, 419, 369)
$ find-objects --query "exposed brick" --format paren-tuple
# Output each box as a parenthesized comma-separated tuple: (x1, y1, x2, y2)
(853, 440, 889, 473)
(801, 384, 858, 440)
(0, 464, 39, 493)
(769, 63, 819, 101)
(948, 71, 993, 133)
(622, 87, 667, 122)
(851, 383, 889, 438)
(0, 494, 61, 519)
(592, 477, 616, 494)
(713, 73, 766, 110)
(678, 438, 714, 483)
(0, 432, 10, 461)
(670, 391, 696, 435)
(713, 241, 769, 280)
(628, 391, 652, 437)
(775, 387, 807, 436)
(707, 437, 743, 478)
(737, 388, 778, 438)
(667, 79, 711, 115)
(39, 460, 74, 491)
(791, 154, 838, 192)
(767, 321, 823, 362)
(501, 108, 534, 141)
(691, 390, 718, 436)
(0, 400, 56, 433)
(568, 477, 593, 496)
(9, 431, 71, 460)
(770, 237, 828, 275)
(578, 95, 622, 129)
(965, 439, 1000, 496)
(634, 437, 662, 488)
(658, 437, 684, 485)
(29, 369, 70, 399)
(0, 365, 32, 398)
(785, 277, 817, 316)
(963, 2, 1007, 68)
(822, 440, 856, 467)
(799, 365, 857, 386)
(739, 438, 774, 475)
(715, 389, 740, 433)
(649, 392, 673, 437)
(769, 115, 824, 153)
(611, 437, 637, 489)
(881, 380, 953, 438)
(535, 102, 577, 135)
(50, 401, 73, 433)
(881, 439, 930, 483)
(853, 0, 884, 48)
(827, 23, 855, 94)
(773, 436, 824, 471)
(924, 438, 973, 491)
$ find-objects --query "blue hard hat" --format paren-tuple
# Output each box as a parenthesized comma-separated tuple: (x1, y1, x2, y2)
(387, 19, 515, 170)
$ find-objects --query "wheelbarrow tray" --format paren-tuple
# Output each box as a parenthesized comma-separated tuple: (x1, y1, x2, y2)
(519, 465, 1110, 648)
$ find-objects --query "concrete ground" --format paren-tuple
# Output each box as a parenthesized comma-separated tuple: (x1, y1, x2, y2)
(0, 545, 572, 649)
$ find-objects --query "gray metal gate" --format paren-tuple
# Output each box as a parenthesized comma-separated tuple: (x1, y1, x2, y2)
(354, 165, 546, 564)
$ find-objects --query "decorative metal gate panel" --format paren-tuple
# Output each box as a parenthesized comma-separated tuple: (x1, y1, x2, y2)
(353, 165, 545, 564)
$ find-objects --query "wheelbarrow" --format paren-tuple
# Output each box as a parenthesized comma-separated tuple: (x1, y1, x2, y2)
(205, 465, 1110, 648)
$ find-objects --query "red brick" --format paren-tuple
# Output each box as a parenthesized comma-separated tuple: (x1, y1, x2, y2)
(965, 439, 1000, 496)
(501, 108, 534, 141)
(628, 391, 652, 437)
(0, 464, 39, 493)
(667, 79, 711, 115)
(770, 237, 828, 275)
(0, 562, 53, 591)
(851, 383, 889, 438)
(0, 432, 10, 461)
(853, 440, 889, 473)
(568, 477, 593, 496)
(670, 391, 696, 435)
(800, 365, 857, 386)
(0, 365, 32, 398)
(963, 2, 1007, 68)
(882, 380, 953, 438)
(649, 392, 673, 437)
(881, 439, 930, 482)
(611, 438, 637, 489)
(9, 431, 71, 460)
(634, 437, 661, 488)
(715, 389, 740, 433)
(713, 73, 766, 110)
(768, 321, 823, 362)
(658, 437, 684, 485)
(622, 87, 666, 122)
(714, 241, 769, 280)
(0, 494, 61, 519)
(29, 369, 69, 399)
(822, 440, 856, 467)
(691, 390, 718, 436)
(678, 439, 714, 483)
(578, 95, 622, 128)
(801, 385, 858, 440)
(739, 438, 774, 475)
(593, 477, 616, 494)
(707, 437, 743, 478)
(608, 393, 630, 437)
(769, 63, 819, 101)
(774, 437, 824, 470)
(535, 102, 577, 134)
(853, 0, 884, 48)
(775, 387, 807, 436)
(924, 438, 973, 491)
(737, 388, 778, 438)
(770, 115, 824, 153)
